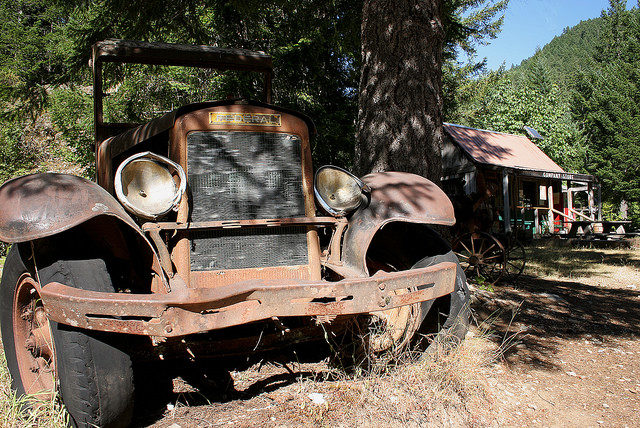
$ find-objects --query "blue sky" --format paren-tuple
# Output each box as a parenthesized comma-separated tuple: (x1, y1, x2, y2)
(475, 0, 638, 70)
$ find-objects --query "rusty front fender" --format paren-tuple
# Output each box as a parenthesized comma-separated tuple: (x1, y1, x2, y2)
(0, 173, 165, 287)
(0, 173, 144, 243)
(341, 172, 455, 274)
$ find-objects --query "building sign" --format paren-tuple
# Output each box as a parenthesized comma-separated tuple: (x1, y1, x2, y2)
(541, 172, 567, 180)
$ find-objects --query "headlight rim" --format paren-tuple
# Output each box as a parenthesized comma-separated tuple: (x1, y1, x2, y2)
(114, 151, 186, 220)
(314, 165, 370, 217)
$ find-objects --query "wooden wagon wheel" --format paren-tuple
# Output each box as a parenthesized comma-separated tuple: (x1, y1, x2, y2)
(453, 232, 506, 285)
(504, 240, 526, 281)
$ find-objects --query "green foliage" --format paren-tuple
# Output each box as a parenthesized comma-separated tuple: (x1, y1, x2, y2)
(452, 70, 587, 172)
(59, 0, 363, 168)
(572, 1, 640, 216)
(48, 87, 94, 177)
(0, 0, 72, 184)
(0, 0, 68, 118)
(0, 0, 507, 182)
(512, 17, 602, 89)
(599, 200, 640, 230)
(628, 202, 640, 230)
(442, 0, 509, 117)
(0, 117, 45, 184)
(601, 201, 623, 222)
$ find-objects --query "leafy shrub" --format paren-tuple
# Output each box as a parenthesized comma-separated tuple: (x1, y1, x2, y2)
(0, 118, 43, 184)
(48, 87, 94, 176)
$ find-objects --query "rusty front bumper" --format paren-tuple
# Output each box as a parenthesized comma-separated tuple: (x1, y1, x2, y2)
(39, 262, 456, 337)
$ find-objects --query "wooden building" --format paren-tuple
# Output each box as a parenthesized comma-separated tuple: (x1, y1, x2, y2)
(441, 123, 599, 236)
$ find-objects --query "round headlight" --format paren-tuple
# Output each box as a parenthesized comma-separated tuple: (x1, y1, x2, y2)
(114, 151, 186, 220)
(314, 165, 370, 216)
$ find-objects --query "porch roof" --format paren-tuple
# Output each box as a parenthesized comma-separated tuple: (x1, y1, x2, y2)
(443, 123, 594, 182)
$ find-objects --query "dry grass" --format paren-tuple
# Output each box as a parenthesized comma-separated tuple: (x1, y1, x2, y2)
(0, 259, 514, 428)
(0, 342, 69, 428)
(1, 241, 636, 427)
(263, 333, 501, 427)
(524, 241, 640, 286)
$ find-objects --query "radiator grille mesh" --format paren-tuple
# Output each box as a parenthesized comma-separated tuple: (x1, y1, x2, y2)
(190, 227, 309, 271)
(187, 131, 308, 271)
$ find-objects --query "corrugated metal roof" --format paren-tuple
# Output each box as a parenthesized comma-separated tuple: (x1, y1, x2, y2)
(443, 123, 565, 173)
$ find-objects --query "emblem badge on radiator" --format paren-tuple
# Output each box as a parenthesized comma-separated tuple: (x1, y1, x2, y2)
(209, 112, 281, 126)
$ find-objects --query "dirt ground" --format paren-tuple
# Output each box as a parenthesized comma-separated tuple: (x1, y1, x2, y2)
(135, 240, 640, 428)
(472, 241, 640, 427)
(1, 240, 638, 427)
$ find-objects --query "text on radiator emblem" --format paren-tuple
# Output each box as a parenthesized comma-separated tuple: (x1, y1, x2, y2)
(209, 112, 281, 126)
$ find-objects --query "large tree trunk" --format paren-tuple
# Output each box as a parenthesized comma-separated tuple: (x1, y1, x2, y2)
(355, 0, 445, 183)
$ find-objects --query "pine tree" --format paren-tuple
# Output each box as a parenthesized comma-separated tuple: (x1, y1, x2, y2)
(573, 1, 640, 206)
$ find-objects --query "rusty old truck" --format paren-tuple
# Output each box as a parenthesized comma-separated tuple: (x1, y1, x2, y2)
(0, 40, 469, 427)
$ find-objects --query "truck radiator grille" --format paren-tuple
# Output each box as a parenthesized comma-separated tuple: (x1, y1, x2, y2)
(190, 227, 309, 271)
(187, 131, 308, 271)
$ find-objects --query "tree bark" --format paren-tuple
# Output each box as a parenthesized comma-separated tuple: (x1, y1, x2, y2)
(356, 0, 445, 183)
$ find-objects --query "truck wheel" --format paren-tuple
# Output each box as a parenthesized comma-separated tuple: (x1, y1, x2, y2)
(367, 251, 470, 356)
(0, 245, 134, 428)
(414, 251, 470, 354)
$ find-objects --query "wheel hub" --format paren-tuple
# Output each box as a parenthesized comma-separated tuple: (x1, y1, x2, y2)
(13, 275, 56, 397)
(368, 288, 418, 353)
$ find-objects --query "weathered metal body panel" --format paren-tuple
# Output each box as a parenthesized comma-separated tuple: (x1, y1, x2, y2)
(0, 173, 142, 243)
(40, 261, 457, 337)
(341, 171, 456, 274)
(96, 100, 316, 192)
(168, 103, 321, 287)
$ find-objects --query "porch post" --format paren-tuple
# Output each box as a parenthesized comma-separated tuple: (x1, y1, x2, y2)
(548, 182, 554, 233)
(588, 183, 595, 220)
(502, 169, 511, 233)
(567, 182, 574, 220)
(597, 183, 602, 221)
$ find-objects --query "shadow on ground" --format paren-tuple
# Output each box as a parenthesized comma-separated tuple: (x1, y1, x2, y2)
(130, 349, 338, 427)
(472, 274, 640, 370)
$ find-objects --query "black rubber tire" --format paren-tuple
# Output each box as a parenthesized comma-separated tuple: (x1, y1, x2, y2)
(0, 245, 135, 428)
(414, 250, 471, 352)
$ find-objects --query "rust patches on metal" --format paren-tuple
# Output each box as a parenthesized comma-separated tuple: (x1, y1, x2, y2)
(147, 229, 174, 278)
(39, 262, 456, 337)
(0, 173, 139, 243)
(92, 39, 273, 74)
(142, 217, 338, 232)
(340, 171, 456, 274)
(190, 266, 312, 289)
(167, 104, 321, 285)
(326, 218, 348, 266)
(0, 173, 166, 289)
(92, 40, 276, 146)
(13, 274, 56, 397)
(360, 172, 455, 225)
